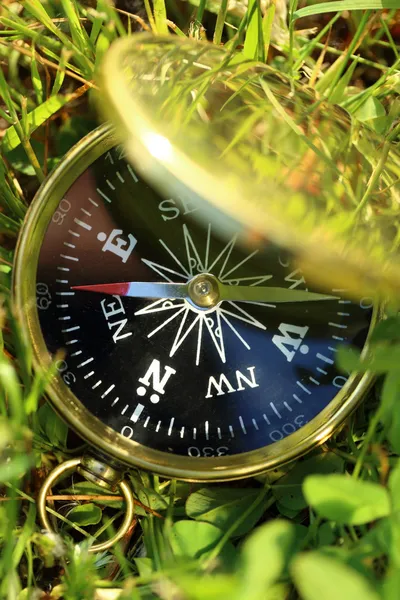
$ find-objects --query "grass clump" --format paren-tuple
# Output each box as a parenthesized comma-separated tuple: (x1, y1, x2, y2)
(0, 1, 400, 599)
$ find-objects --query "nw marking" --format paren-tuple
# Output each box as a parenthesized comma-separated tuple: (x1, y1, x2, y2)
(205, 366, 258, 398)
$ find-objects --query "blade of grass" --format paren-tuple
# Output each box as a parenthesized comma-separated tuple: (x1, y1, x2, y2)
(292, 12, 342, 72)
(59, 0, 93, 56)
(213, 0, 229, 45)
(225, 11, 251, 52)
(51, 47, 71, 95)
(262, 0, 276, 59)
(288, 0, 299, 73)
(0, 67, 44, 182)
(3, 95, 73, 153)
(22, 0, 94, 75)
(196, 0, 208, 25)
(143, 0, 158, 33)
(296, 35, 396, 72)
(379, 14, 399, 60)
(294, 0, 400, 20)
(153, 0, 169, 34)
(260, 77, 342, 176)
(97, 0, 127, 38)
(30, 44, 44, 104)
(243, 0, 265, 61)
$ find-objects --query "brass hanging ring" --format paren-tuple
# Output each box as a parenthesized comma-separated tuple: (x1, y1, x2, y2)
(37, 457, 135, 552)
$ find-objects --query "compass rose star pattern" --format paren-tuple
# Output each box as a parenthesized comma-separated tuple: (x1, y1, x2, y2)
(135, 224, 274, 365)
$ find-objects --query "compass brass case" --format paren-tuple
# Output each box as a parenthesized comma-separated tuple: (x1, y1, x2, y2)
(13, 123, 380, 482)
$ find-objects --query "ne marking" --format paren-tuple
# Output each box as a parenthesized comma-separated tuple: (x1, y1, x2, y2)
(156, 421, 161, 432)
(316, 367, 328, 375)
(205, 420, 209, 440)
(239, 416, 247, 434)
(317, 353, 334, 364)
(130, 403, 144, 422)
(217, 427, 222, 440)
(337, 312, 350, 317)
(74, 218, 91, 231)
(56, 279, 68, 284)
(116, 171, 125, 183)
(81, 208, 91, 217)
(121, 404, 129, 415)
(68, 230, 80, 238)
(293, 394, 302, 404)
(62, 326, 80, 333)
(328, 346, 337, 353)
(101, 384, 115, 398)
(180, 426, 185, 438)
(65, 339, 79, 345)
(252, 418, 259, 430)
(193, 427, 197, 440)
(270, 402, 282, 418)
(168, 417, 175, 436)
(78, 357, 94, 368)
(57, 304, 69, 309)
(339, 300, 351, 304)
(60, 254, 79, 262)
(332, 335, 344, 341)
(63, 242, 75, 249)
(84, 371, 94, 379)
(70, 350, 82, 357)
(127, 164, 138, 183)
(284, 402, 292, 411)
(57, 267, 70, 271)
(229, 425, 235, 438)
(88, 197, 99, 207)
(263, 413, 271, 424)
(112, 398, 119, 407)
(96, 188, 112, 203)
(309, 377, 320, 385)
(144, 417, 151, 428)
(58, 316, 70, 321)
(329, 322, 347, 329)
(106, 179, 115, 190)
(297, 381, 311, 395)
(92, 380, 102, 389)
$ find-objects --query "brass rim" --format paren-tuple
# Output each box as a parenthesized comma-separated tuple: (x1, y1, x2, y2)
(37, 457, 135, 553)
(13, 123, 380, 482)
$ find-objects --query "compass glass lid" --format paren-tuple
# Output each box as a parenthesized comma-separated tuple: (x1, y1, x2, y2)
(100, 34, 400, 301)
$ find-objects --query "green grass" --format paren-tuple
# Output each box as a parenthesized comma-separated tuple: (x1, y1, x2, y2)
(1, 1, 400, 599)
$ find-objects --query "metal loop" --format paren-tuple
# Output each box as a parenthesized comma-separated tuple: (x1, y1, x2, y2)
(37, 457, 135, 553)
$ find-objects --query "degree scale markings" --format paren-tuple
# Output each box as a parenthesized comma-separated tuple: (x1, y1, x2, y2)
(43, 150, 370, 456)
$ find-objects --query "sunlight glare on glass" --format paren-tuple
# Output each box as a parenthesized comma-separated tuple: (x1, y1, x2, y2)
(143, 132, 172, 162)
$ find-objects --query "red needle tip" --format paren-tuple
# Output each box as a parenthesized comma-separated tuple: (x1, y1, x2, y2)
(71, 282, 130, 296)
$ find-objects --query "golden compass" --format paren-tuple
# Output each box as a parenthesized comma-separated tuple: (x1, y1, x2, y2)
(13, 34, 396, 550)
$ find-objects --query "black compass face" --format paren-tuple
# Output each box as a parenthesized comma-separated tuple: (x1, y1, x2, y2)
(36, 140, 373, 458)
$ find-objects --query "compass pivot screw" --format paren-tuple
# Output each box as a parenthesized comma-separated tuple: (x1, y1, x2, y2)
(188, 273, 220, 309)
(194, 280, 212, 297)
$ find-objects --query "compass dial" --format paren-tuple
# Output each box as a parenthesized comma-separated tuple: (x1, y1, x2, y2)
(34, 131, 373, 460)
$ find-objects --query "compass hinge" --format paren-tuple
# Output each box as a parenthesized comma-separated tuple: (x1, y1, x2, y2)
(77, 454, 123, 490)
